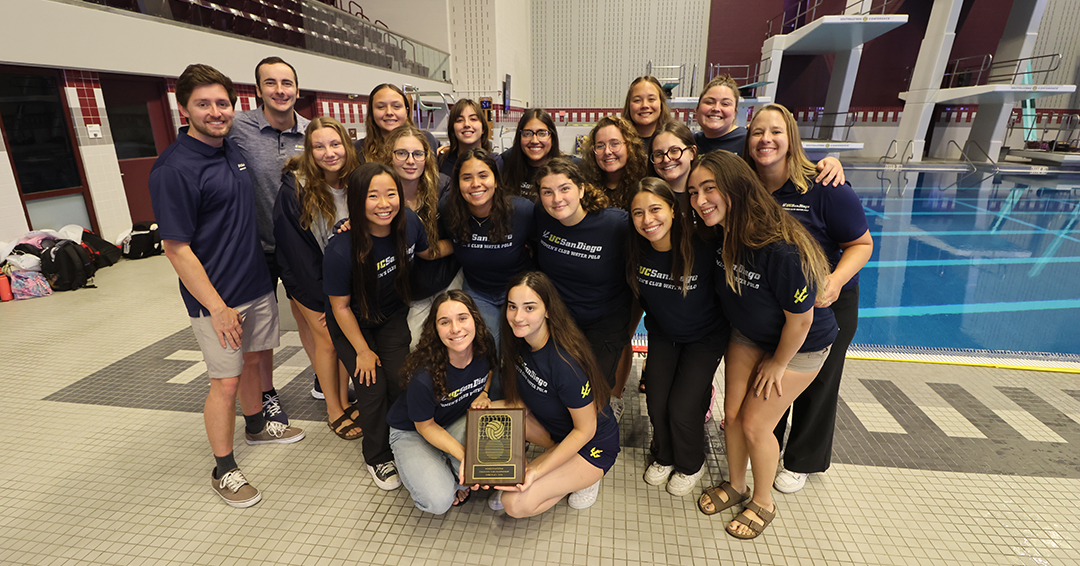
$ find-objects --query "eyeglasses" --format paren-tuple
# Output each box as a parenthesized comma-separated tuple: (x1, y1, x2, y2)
(520, 129, 551, 139)
(593, 140, 623, 153)
(651, 146, 689, 163)
(393, 149, 426, 161)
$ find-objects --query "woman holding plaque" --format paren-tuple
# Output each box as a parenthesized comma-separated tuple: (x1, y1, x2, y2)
(487, 271, 620, 516)
(387, 290, 496, 514)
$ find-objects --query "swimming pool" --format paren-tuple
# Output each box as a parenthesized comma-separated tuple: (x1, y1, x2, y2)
(849, 168, 1080, 357)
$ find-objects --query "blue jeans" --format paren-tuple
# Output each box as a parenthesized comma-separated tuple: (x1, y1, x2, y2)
(463, 281, 504, 399)
(389, 417, 467, 515)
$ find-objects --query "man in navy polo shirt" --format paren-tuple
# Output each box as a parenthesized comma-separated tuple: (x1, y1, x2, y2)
(150, 64, 305, 508)
(228, 57, 311, 423)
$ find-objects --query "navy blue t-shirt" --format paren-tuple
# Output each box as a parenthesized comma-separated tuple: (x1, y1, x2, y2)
(323, 208, 429, 324)
(714, 241, 837, 352)
(636, 237, 727, 342)
(386, 356, 490, 431)
(440, 196, 535, 297)
(694, 126, 747, 156)
(535, 206, 631, 326)
(149, 128, 271, 317)
(515, 340, 618, 444)
(772, 179, 868, 290)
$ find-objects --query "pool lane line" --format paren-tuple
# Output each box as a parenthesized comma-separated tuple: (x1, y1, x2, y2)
(859, 298, 1080, 317)
(845, 355, 1080, 374)
(871, 229, 1079, 237)
(867, 257, 1080, 268)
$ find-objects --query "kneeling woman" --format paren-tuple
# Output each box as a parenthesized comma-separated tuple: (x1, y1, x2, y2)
(688, 151, 837, 540)
(491, 271, 620, 517)
(628, 178, 729, 497)
(387, 290, 497, 514)
(323, 163, 438, 490)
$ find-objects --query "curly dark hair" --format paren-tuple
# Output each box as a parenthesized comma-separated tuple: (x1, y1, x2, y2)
(400, 290, 498, 400)
(533, 157, 610, 213)
(444, 148, 515, 244)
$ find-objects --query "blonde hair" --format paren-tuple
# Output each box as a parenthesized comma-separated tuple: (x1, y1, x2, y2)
(283, 117, 360, 231)
(381, 126, 442, 257)
(747, 103, 817, 193)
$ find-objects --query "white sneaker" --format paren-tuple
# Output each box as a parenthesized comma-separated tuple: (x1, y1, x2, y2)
(773, 468, 808, 493)
(666, 464, 706, 496)
(367, 461, 402, 490)
(610, 397, 624, 421)
(643, 462, 674, 486)
(568, 480, 601, 510)
(488, 490, 504, 511)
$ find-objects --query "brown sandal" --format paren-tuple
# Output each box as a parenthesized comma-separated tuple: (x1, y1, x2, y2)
(328, 413, 363, 440)
(698, 481, 749, 516)
(726, 501, 777, 540)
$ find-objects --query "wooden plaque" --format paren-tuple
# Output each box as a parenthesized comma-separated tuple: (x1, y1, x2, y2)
(464, 407, 526, 486)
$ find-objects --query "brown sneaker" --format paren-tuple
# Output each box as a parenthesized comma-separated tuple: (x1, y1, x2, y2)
(245, 421, 306, 445)
(212, 468, 261, 508)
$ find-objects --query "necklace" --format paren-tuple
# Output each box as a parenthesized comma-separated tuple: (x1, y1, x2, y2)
(471, 215, 489, 228)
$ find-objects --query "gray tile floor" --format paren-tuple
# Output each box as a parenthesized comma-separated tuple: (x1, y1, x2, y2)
(2, 256, 1079, 565)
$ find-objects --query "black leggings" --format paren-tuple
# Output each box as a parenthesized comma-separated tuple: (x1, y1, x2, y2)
(327, 307, 410, 467)
(774, 285, 859, 473)
(578, 308, 632, 389)
(644, 326, 728, 475)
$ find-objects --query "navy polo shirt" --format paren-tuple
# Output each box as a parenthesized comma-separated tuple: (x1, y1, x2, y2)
(149, 128, 271, 317)
(386, 357, 490, 431)
(440, 196, 535, 297)
(636, 237, 726, 342)
(694, 126, 746, 157)
(228, 108, 309, 253)
(323, 208, 429, 324)
(714, 241, 837, 352)
(535, 206, 631, 326)
(772, 179, 869, 290)
(515, 340, 618, 444)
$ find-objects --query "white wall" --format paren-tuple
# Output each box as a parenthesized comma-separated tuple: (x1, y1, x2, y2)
(0, 147, 30, 243)
(1, 0, 450, 96)
(494, 0, 532, 107)
(531, 0, 710, 108)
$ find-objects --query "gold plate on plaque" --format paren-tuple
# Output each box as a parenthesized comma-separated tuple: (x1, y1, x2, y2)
(464, 407, 525, 486)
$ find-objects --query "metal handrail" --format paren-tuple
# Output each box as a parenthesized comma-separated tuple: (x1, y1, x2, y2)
(810, 111, 857, 141)
(961, 140, 994, 165)
(845, 0, 899, 15)
(941, 54, 993, 88)
(987, 53, 1062, 84)
(879, 140, 898, 164)
(766, 0, 823, 39)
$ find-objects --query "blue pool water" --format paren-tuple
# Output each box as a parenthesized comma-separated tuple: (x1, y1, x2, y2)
(849, 169, 1080, 356)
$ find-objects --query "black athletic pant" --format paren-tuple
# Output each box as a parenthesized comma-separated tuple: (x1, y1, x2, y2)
(579, 308, 632, 389)
(327, 307, 410, 467)
(644, 326, 728, 475)
(774, 285, 859, 474)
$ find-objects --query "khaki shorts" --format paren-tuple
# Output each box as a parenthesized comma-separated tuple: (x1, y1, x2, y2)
(730, 327, 832, 374)
(190, 291, 280, 378)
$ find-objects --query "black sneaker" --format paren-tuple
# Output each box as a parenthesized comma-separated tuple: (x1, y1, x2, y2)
(367, 461, 402, 490)
(262, 392, 289, 425)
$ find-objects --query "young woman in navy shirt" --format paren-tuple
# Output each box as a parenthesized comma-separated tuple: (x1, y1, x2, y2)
(387, 290, 496, 514)
(628, 178, 729, 496)
(651, 121, 698, 199)
(622, 76, 674, 154)
(499, 109, 572, 200)
(747, 103, 872, 494)
(533, 158, 631, 414)
(688, 151, 836, 540)
(274, 117, 361, 440)
(489, 271, 620, 516)
(440, 148, 535, 351)
(382, 126, 461, 349)
(580, 116, 648, 210)
(438, 99, 492, 179)
(694, 75, 746, 155)
(323, 163, 442, 490)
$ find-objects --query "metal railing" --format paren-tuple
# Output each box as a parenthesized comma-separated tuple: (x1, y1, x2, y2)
(765, 0, 898, 38)
(707, 60, 771, 94)
(940, 53, 1063, 89)
(940, 54, 994, 88)
(645, 62, 697, 98)
(808, 110, 858, 141)
(1008, 112, 1080, 152)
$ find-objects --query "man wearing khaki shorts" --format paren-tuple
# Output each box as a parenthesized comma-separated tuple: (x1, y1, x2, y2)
(149, 63, 304, 508)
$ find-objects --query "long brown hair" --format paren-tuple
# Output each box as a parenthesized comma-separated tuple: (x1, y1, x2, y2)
(362, 83, 416, 164)
(381, 126, 442, 257)
(400, 290, 498, 399)
(500, 271, 611, 415)
(345, 163, 412, 321)
(444, 148, 515, 244)
(691, 151, 830, 297)
(621, 76, 674, 133)
(746, 103, 817, 193)
(580, 116, 647, 210)
(626, 178, 695, 297)
(533, 157, 610, 214)
(284, 117, 360, 231)
(440, 99, 492, 167)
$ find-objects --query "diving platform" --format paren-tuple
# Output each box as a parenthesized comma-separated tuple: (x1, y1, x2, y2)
(1007, 150, 1080, 166)
(764, 14, 908, 55)
(899, 84, 1076, 106)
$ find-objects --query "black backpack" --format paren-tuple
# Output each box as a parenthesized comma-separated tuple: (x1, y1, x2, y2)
(81, 229, 122, 268)
(124, 221, 163, 259)
(41, 239, 97, 291)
